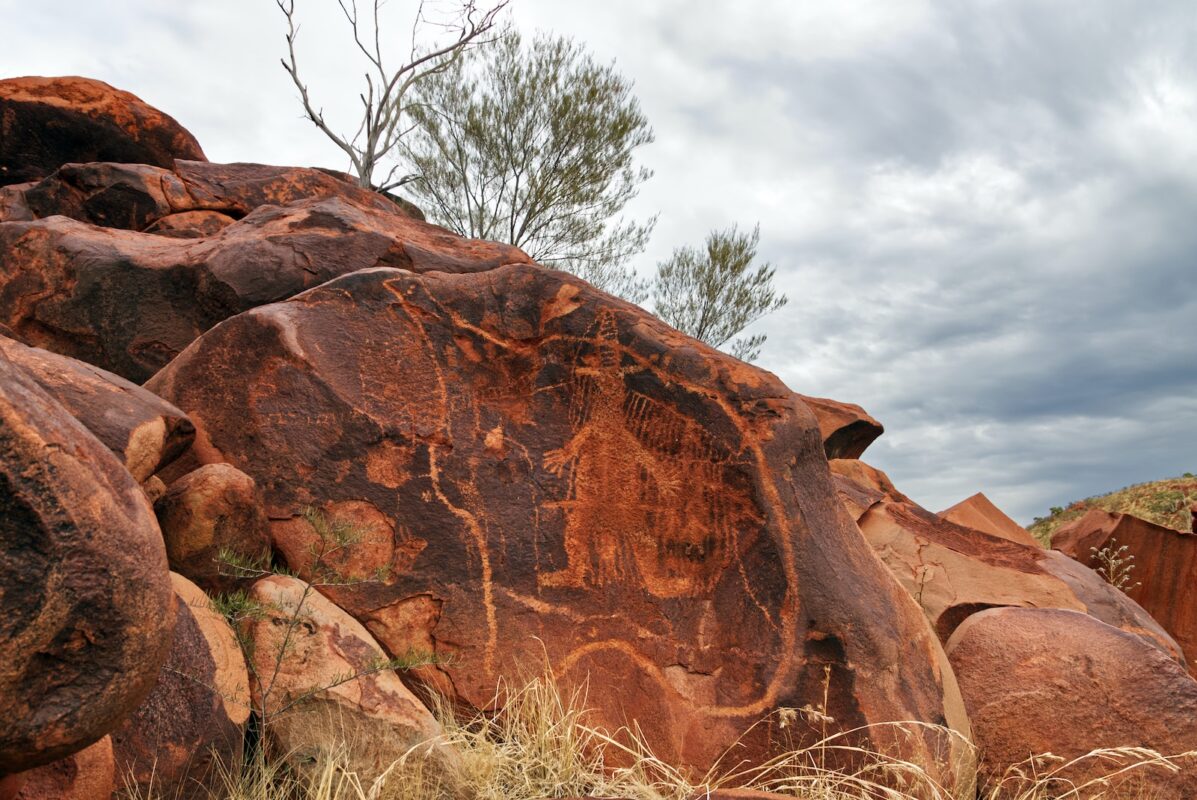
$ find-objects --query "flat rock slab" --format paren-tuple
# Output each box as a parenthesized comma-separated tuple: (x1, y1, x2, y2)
(149, 264, 972, 780)
(857, 498, 1182, 658)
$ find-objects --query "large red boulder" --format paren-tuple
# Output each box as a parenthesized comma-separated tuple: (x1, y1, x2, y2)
(154, 464, 272, 594)
(0, 335, 193, 481)
(856, 499, 1182, 658)
(947, 607, 1197, 798)
(1054, 508, 1197, 670)
(111, 574, 249, 800)
(0, 348, 174, 773)
(147, 264, 973, 781)
(0, 195, 530, 381)
(0, 76, 205, 186)
(795, 394, 883, 459)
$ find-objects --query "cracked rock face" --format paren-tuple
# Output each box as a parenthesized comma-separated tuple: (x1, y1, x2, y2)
(0, 76, 205, 187)
(853, 497, 1183, 659)
(0, 194, 530, 382)
(0, 347, 174, 773)
(149, 264, 973, 780)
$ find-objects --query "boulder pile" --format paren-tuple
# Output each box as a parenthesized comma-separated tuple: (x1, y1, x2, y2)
(2, 76, 1195, 797)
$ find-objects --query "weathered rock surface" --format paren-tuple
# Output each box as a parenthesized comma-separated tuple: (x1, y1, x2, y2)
(243, 575, 452, 783)
(111, 573, 249, 800)
(155, 464, 272, 594)
(0, 195, 531, 381)
(795, 394, 883, 459)
(857, 499, 1182, 658)
(938, 492, 1040, 548)
(1054, 508, 1197, 670)
(0, 334, 194, 481)
(947, 607, 1197, 798)
(0, 76, 204, 186)
(828, 458, 910, 521)
(0, 349, 174, 773)
(148, 264, 973, 779)
(8, 160, 418, 229)
(12, 737, 113, 800)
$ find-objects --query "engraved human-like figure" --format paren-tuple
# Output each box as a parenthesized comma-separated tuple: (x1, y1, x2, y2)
(538, 311, 685, 590)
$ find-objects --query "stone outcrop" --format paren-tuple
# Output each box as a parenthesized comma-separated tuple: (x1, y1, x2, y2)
(947, 607, 1197, 798)
(11, 738, 114, 800)
(0, 348, 174, 773)
(148, 264, 973, 781)
(155, 464, 272, 594)
(1054, 509, 1197, 670)
(0, 334, 194, 481)
(243, 575, 453, 783)
(6, 160, 419, 229)
(856, 499, 1182, 658)
(111, 573, 249, 800)
(0, 195, 531, 382)
(938, 492, 1040, 548)
(795, 394, 883, 459)
(0, 76, 205, 186)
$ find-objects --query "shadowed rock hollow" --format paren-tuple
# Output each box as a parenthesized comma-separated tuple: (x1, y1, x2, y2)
(148, 265, 973, 780)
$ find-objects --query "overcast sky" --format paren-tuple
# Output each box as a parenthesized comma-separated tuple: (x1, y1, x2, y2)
(3, 0, 1195, 523)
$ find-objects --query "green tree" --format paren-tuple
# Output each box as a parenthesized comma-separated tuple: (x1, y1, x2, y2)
(401, 29, 656, 300)
(651, 224, 788, 362)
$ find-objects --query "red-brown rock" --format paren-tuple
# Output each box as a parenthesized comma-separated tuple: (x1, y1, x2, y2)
(143, 210, 236, 239)
(13, 160, 419, 232)
(1054, 509, 1197, 671)
(243, 575, 453, 783)
(0, 348, 174, 772)
(857, 499, 1182, 657)
(0, 195, 531, 381)
(148, 264, 974, 781)
(155, 464, 272, 594)
(947, 607, 1197, 798)
(828, 458, 910, 520)
(12, 737, 114, 800)
(938, 492, 1040, 548)
(0, 335, 193, 481)
(795, 394, 883, 459)
(111, 573, 249, 800)
(0, 76, 205, 186)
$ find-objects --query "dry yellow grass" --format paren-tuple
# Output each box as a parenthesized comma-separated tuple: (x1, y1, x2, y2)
(141, 673, 1197, 800)
(1027, 474, 1197, 546)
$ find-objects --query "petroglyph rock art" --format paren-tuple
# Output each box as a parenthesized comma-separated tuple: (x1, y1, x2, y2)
(0, 195, 530, 381)
(150, 264, 973, 780)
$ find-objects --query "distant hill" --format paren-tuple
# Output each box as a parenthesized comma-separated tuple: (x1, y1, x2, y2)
(1028, 474, 1197, 545)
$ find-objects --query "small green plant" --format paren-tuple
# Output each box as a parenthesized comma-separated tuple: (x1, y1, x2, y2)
(197, 508, 438, 767)
(1049, 506, 1064, 516)
(1090, 538, 1141, 593)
